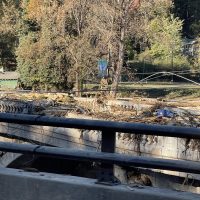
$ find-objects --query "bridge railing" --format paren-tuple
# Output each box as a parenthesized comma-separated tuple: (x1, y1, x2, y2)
(0, 113, 200, 184)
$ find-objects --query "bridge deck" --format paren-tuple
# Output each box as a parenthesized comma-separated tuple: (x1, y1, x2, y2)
(0, 167, 199, 200)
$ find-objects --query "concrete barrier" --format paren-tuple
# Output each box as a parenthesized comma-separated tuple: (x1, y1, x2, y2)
(0, 168, 199, 200)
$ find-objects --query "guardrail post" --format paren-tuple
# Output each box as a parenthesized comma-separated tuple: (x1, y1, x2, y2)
(97, 130, 120, 185)
(101, 130, 115, 154)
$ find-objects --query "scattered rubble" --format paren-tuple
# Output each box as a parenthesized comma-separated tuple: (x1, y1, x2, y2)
(1, 91, 200, 151)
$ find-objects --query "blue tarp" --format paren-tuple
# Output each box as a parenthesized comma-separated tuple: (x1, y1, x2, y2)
(156, 109, 174, 118)
(98, 59, 108, 77)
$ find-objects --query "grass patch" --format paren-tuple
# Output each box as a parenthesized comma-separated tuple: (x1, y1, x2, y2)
(85, 82, 200, 98)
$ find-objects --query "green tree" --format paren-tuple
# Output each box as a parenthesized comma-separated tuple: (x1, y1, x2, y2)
(17, 0, 70, 90)
(140, 15, 189, 70)
(0, 0, 20, 71)
(16, 0, 98, 91)
(1, 0, 192, 93)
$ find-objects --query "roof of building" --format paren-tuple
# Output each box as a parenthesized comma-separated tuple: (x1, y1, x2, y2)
(0, 71, 20, 80)
(182, 37, 197, 45)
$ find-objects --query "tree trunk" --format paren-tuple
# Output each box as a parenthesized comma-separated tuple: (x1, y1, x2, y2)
(111, 0, 140, 97)
(111, 9, 126, 97)
(75, 71, 82, 97)
(45, 83, 48, 92)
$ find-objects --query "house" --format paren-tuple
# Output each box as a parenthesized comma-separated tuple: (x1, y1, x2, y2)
(182, 37, 199, 57)
(0, 71, 20, 89)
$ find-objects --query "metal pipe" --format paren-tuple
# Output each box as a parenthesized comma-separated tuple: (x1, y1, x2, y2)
(1, 141, 200, 174)
(0, 113, 199, 139)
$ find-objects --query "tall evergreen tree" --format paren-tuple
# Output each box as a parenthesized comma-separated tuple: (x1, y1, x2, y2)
(174, 0, 200, 37)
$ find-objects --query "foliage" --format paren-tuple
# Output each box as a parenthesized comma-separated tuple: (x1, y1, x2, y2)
(16, 1, 69, 90)
(0, 0, 20, 71)
(147, 16, 182, 58)
(15, 0, 100, 91)
(0, 0, 196, 92)
(138, 11, 189, 70)
(174, 0, 200, 37)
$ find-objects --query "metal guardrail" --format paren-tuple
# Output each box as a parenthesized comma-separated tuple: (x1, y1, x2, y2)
(0, 113, 200, 185)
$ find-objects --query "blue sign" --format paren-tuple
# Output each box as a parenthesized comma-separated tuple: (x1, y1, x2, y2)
(98, 59, 108, 77)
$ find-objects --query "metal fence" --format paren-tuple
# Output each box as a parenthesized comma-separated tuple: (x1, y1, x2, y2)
(0, 113, 200, 185)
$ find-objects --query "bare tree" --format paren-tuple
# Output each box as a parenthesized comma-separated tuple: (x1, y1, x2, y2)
(89, 0, 141, 96)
